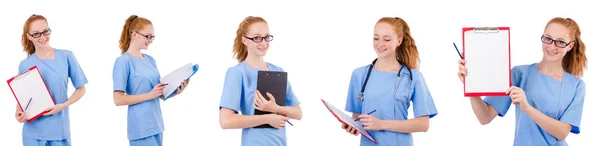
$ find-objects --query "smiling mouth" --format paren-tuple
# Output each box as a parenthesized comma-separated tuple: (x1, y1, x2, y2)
(547, 50, 558, 55)
(377, 48, 387, 52)
(38, 39, 47, 44)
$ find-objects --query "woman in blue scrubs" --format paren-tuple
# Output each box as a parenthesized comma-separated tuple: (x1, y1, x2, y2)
(112, 15, 190, 146)
(457, 17, 587, 145)
(219, 16, 303, 146)
(342, 17, 438, 146)
(14, 14, 88, 146)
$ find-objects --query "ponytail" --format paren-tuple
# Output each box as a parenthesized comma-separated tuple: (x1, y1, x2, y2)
(119, 15, 152, 54)
(233, 16, 267, 63)
(546, 17, 587, 77)
(377, 17, 420, 69)
(21, 14, 48, 56)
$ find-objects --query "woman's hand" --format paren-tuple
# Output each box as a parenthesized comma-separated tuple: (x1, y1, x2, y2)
(254, 90, 281, 113)
(359, 114, 385, 130)
(43, 104, 67, 116)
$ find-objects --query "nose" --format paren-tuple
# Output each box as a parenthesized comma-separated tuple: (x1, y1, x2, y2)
(259, 39, 268, 46)
(376, 40, 385, 48)
(40, 35, 49, 41)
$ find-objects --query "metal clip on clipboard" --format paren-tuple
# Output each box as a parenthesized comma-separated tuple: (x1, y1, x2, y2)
(13, 69, 32, 81)
(473, 27, 500, 34)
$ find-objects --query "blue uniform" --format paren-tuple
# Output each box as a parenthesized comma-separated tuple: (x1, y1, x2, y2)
(18, 49, 88, 146)
(112, 52, 164, 146)
(219, 61, 301, 146)
(345, 65, 437, 146)
(484, 63, 585, 146)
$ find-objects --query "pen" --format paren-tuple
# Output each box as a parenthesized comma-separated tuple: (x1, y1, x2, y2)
(161, 83, 169, 86)
(354, 109, 377, 122)
(25, 97, 32, 111)
(278, 113, 294, 126)
(453, 42, 463, 59)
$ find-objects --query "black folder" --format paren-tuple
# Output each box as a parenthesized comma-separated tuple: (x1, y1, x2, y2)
(253, 70, 288, 128)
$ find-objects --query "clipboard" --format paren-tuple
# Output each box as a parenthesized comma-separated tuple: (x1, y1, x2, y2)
(159, 63, 199, 101)
(462, 27, 512, 96)
(253, 70, 287, 128)
(321, 99, 377, 144)
(7, 66, 56, 122)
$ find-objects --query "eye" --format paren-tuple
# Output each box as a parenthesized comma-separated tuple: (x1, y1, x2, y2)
(556, 40, 568, 46)
(384, 39, 391, 42)
(373, 37, 379, 40)
(543, 37, 553, 41)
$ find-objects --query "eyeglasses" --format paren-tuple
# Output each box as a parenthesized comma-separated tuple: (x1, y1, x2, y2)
(136, 31, 155, 40)
(29, 28, 51, 38)
(541, 36, 572, 48)
(244, 35, 273, 43)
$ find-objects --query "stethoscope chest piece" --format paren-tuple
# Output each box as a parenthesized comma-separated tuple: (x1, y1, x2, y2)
(357, 92, 364, 101)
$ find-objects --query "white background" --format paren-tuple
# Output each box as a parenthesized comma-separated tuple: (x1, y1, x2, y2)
(0, 0, 598, 145)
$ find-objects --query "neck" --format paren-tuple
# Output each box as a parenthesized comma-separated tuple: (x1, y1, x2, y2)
(127, 45, 143, 58)
(34, 46, 54, 58)
(538, 60, 564, 75)
(245, 54, 267, 70)
(374, 57, 400, 72)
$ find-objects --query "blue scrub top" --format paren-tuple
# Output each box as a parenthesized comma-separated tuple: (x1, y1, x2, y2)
(18, 49, 88, 140)
(345, 65, 438, 146)
(219, 61, 301, 146)
(112, 52, 164, 140)
(484, 63, 585, 146)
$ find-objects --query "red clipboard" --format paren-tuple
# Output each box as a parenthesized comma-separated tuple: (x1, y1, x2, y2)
(321, 99, 377, 144)
(7, 66, 55, 122)
(462, 27, 512, 97)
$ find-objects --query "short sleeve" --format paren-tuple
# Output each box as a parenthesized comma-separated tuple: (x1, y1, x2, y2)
(219, 67, 243, 112)
(484, 66, 523, 117)
(411, 70, 438, 118)
(18, 61, 26, 75)
(285, 81, 300, 106)
(559, 80, 586, 134)
(66, 51, 88, 88)
(345, 68, 363, 114)
(112, 57, 129, 92)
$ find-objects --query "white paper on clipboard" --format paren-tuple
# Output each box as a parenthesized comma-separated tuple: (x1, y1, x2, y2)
(321, 99, 377, 144)
(7, 66, 55, 122)
(463, 27, 511, 96)
(159, 63, 199, 101)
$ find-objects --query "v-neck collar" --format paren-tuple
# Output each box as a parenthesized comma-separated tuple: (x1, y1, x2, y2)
(534, 63, 565, 83)
(33, 49, 57, 61)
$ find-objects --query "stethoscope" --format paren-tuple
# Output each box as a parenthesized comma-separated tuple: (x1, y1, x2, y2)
(356, 58, 413, 102)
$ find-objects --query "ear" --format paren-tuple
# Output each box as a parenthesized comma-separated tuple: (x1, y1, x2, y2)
(130, 31, 137, 40)
(397, 36, 404, 47)
(26, 34, 34, 41)
(241, 36, 249, 46)
(567, 42, 575, 52)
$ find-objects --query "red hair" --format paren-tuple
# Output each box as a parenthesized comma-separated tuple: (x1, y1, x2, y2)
(21, 14, 48, 56)
(232, 16, 267, 63)
(377, 17, 420, 69)
(119, 15, 152, 54)
(545, 17, 587, 77)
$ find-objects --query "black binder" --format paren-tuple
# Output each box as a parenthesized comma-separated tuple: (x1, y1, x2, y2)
(253, 70, 288, 128)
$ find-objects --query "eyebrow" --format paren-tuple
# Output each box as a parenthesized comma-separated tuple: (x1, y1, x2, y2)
(374, 34, 392, 37)
(251, 33, 270, 36)
(544, 34, 566, 41)
(31, 28, 49, 33)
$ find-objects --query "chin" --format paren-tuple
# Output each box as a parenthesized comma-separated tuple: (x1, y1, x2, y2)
(376, 53, 393, 59)
(542, 55, 562, 62)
